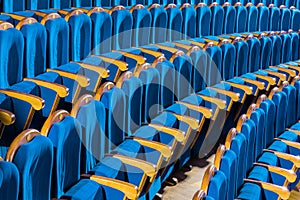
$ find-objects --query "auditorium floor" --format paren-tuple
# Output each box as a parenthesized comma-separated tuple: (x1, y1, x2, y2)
(156, 155, 300, 200)
(157, 155, 215, 200)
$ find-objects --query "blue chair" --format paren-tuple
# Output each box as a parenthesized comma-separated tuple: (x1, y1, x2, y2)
(246, 3, 258, 32)
(269, 5, 280, 31)
(195, 3, 212, 37)
(0, 160, 19, 200)
(1, 0, 25, 12)
(26, 0, 49, 10)
(41, 110, 82, 198)
(291, 7, 300, 31)
(51, 0, 72, 9)
(181, 3, 196, 39)
(270, 33, 283, 66)
(290, 31, 299, 61)
(235, 3, 248, 33)
(280, 6, 291, 31)
(222, 2, 236, 34)
(210, 3, 224, 36)
(257, 3, 269, 31)
(165, 3, 183, 42)
(6, 129, 53, 200)
(148, 4, 168, 43)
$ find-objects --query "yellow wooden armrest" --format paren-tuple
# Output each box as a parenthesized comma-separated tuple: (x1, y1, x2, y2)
(222, 81, 253, 95)
(110, 154, 156, 178)
(274, 138, 300, 151)
(136, 47, 164, 59)
(291, 76, 300, 86)
(253, 163, 297, 183)
(131, 137, 172, 159)
(0, 109, 15, 126)
(263, 70, 287, 82)
(57, 9, 84, 21)
(152, 44, 180, 54)
(172, 42, 201, 56)
(77, 7, 104, 16)
(203, 38, 219, 46)
(175, 101, 213, 119)
(254, 74, 277, 87)
(23, 78, 69, 98)
(243, 179, 290, 200)
(0, 20, 13, 30)
(287, 129, 300, 136)
(90, 175, 139, 200)
(0, 89, 44, 110)
(283, 64, 300, 75)
(269, 66, 297, 79)
(196, 94, 227, 110)
(241, 78, 265, 90)
(33, 12, 61, 25)
(208, 87, 240, 102)
(188, 40, 216, 50)
(192, 190, 206, 200)
(112, 50, 147, 65)
(77, 62, 110, 79)
(263, 149, 300, 168)
(46, 69, 90, 87)
(96, 56, 128, 71)
(148, 124, 185, 143)
(166, 112, 200, 130)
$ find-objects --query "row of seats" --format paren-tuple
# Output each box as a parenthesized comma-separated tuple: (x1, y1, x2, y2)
(1, 2, 300, 200)
(193, 90, 300, 200)
(2, 0, 300, 11)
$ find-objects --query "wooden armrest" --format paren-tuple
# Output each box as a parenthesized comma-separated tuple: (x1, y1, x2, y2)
(274, 138, 300, 151)
(0, 109, 15, 126)
(283, 64, 300, 75)
(90, 175, 139, 200)
(208, 87, 240, 102)
(269, 66, 297, 78)
(203, 38, 219, 46)
(130, 137, 172, 159)
(109, 154, 156, 178)
(96, 56, 128, 71)
(77, 62, 110, 79)
(253, 162, 296, 183)
(172, 42, 200, 56)
(166, 112, 199, 130)
(112, 50, 147, 65)
(23, 78, 69, 98)
(287, 129, 300, 136)
(263, 149, 300, 168)
(175, 101, 213, 119)
(188, 40, 215, 50)
(263, 70, 287, 82)
(222, 81, 253, 95)
(196, 94, 227, 110)
(243, 179, 290, 200)
(136, 47, 164, 59)
(151, 44, 185, 62)
(0, 89, 44, 110)
(46, 69, 90, 87)
(254, 74, 277, 88)
(241, 78, 265, 90)
(148, 124, 185, 143)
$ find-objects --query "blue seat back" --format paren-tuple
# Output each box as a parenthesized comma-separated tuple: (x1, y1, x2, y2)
(0, 161, 19, 200)
(235, 4, 248, 33)
(257, 4, 269, 31)
(10, 130, 53, 199)
(247, 37, 260, 73)
(131, 5, 152, 46)
(51, 0, 71, 9)
(280, 7, 291, 31)
(223, 4, 236, 34)
(262, 0, 272, 6)
(166, 4, 183, 41)
(282, 85, 297, 127)
(191, 48, 208, 92)
(280, 33, 292, 63)
(111, 7, 133, 50)
(286, 0, 296, 7)
(271, 89, 288, 137)
(270, 34, 282, 66)
(59, 10, 91, 62)
(246, 4, 258, 32)
(233, 40, 248, 76)
(72, 0, 93, 7)
(206, 45, 222, 86)
(45, 112, 82, 198)
(259, 36, 272, 69)
(210, 3, 224, 36)
(181, 3, 196, 39)
(290, 32, 299, 61)
(291, 9, 300, 31)
(26, 0, 49, 10)
(269, 6, 280, 31)
(220, 42, 236, 80)
(89, 9, 112, 55)
(2, 0, 25, 12)
(149, 4, 168, 43)
(195, 3, 211, 37)
(274, 0, 284, 6)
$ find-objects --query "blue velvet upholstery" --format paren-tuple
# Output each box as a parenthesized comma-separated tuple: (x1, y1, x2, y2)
(100, 86, 126, 152)
(223, 4, 236, 34)
(196, 3, 211, 37)
(111, 8, 133, 50)
(235, 5, 247, 33)
(0, 161, 19, 200)
(280, 33, 292, 63)
(181, 5, 196, 39)
(166, 5, 182, 41)
(26, 0, 49, 10)
(60, 10, 91, 61)
(280, 7, 291, 31)
(131, 6, 152, 46)
(290, 32, 299, 61)
(246, 5, 258, 32)
(207, 170, 227, 200)
(220, 42, 236, 80)
(72, 0, 93, 7)
(246, 37, 260, 73)
(271, 90, 288, 137)
(1, 0, 24, 12)
(149, 5, 168, 43)
(257, 5, 269, 31)
(210, 4, 224, 36)
(291, 9, 300, 31)
(13, 135, 53, 200)
(270, 35, 282, 66)
(89, 10, 112, 55)
(76, 100, 106, 173)
(48, 116, 82, 198)
(258, 36, 272, 70)
(51, 0, 71, 9)
(282, 85, 297, 127)
(269, 7, 280, 31)
(233, 40, 249, 76)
